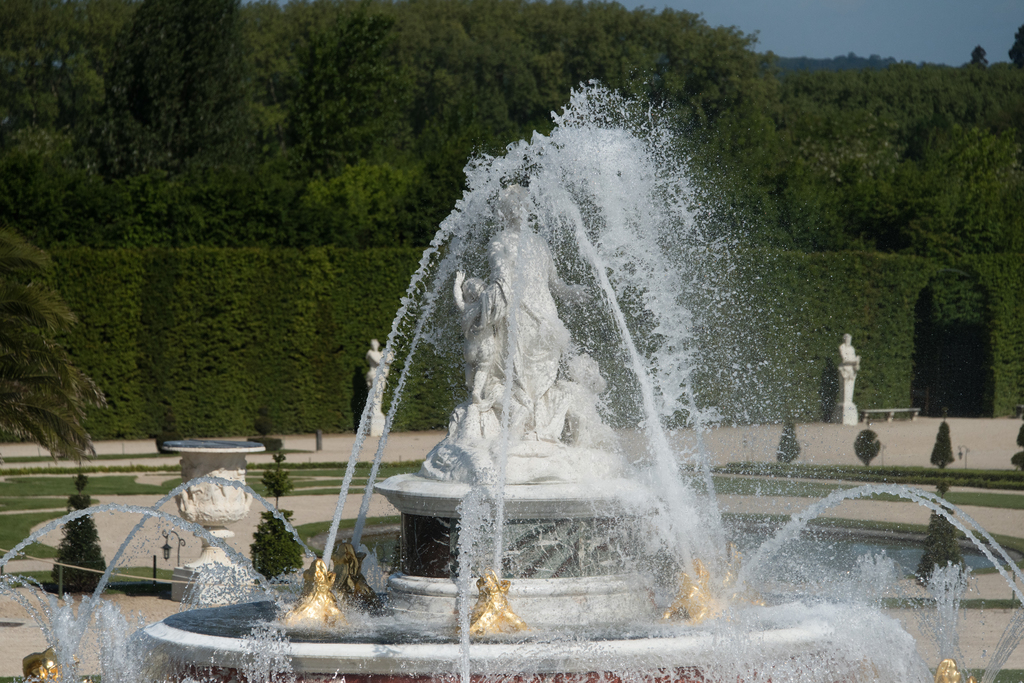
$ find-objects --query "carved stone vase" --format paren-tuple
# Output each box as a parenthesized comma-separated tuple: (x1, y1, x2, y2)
(163, 440, 264, 601)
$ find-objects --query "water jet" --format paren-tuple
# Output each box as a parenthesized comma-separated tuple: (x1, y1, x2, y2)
(5, 85, 1021, 683)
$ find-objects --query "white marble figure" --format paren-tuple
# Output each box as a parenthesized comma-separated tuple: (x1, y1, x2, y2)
(366, 339, 389, 436)
(421, 186, 623, 484)
(453, 272, 495, 406)
(834, 333, 861, 426)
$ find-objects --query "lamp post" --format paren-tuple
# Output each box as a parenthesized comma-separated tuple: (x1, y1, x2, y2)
(162, 529, 185, 566)
(958, 445, 969, 470)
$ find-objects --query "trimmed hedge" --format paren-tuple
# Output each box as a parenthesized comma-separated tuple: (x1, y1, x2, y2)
(968, 255, 1024, 417)
(35, 247, 1024, 441)
(718, 462, 1024, 490)
(726, 251, 935, 423)
(50, 246, 453, 439)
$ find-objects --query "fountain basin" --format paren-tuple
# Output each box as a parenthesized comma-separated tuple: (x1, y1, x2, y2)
(140, 601, 908, 682)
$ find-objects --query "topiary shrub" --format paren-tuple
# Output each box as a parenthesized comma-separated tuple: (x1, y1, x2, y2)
(251, 406, 282, 451)
(155, 407, 182, 452)
(251, 510, 303, 579)
(776, 422, 800, 463)
(254, 406, 273, 437)
(251, 436, 283, 452)
(53, 474, 106, 592)
(1012, 451, 1024, 470)
(854, 429, 881, 466)
(1013, 419, 1024, 469)
(916, 481, 964, 583)
(930, 412, 954, 469)
(250, 453, 302, 580)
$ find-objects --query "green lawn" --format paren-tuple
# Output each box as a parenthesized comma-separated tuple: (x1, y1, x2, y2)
(0, 476, 174, 497)
(0, 511, 65, 556)
(711, 476, 851, 498)
(946, 491, 1024, 510)
(294, 515, 401, 555)
(712, 474, 1024, 511)
(0, 497, 69, 511)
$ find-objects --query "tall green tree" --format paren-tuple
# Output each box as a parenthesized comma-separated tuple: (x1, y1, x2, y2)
(289, 7, 398, 173)
(96, 0, 252, 176)
(53, 473, 107, 592)
(1010, 24, 1024, 68)
(970, 46, 987, 67)
(0, 0, 135, 150)
(0, 228, 105, 460)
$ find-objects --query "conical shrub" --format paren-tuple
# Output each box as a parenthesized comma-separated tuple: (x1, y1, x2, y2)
(53, 474, 106, 592)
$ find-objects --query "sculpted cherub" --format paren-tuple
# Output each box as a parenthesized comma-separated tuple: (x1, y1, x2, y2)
(454, 271, 498, 406)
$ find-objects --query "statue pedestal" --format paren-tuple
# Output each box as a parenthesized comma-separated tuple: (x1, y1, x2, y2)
(834, 402, 858, 426)
(369, 406, 386, 437)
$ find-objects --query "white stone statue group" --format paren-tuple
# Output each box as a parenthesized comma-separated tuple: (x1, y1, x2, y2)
(423, 185, 618, 483)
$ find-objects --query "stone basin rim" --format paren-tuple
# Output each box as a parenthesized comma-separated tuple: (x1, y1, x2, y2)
(141, 615, 835, 675)
(162, 439, 267, 454)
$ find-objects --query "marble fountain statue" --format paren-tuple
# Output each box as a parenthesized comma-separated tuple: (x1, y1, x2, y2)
(4, 85, 1020, 683)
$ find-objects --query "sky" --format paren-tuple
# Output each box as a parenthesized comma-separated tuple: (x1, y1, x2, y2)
(612, 0, 1024, 66)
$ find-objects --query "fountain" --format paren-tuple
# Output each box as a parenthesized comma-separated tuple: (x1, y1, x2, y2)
(2, 85, 1020, 683)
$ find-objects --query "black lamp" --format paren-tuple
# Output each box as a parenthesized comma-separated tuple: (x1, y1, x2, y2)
(161, 529, 185, 565)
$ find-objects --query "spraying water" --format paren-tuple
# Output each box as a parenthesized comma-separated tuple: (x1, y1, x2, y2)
(4, 84, 1024, 683)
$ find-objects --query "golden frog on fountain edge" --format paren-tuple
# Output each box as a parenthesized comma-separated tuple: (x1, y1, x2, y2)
(663, 544, 763, 624)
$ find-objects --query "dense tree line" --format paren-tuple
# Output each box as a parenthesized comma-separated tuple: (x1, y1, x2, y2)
(1, 0, 1023, 259)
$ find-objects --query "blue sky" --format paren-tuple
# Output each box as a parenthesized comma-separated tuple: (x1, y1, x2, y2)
(613, 0, 1024, 66)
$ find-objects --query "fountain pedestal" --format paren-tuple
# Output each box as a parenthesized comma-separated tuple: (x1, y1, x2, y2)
(162, 439, 264, 602)
(377, 473, 656, 628)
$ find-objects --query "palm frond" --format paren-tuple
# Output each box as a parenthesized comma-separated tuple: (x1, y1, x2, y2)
(0, 228, 106, 462)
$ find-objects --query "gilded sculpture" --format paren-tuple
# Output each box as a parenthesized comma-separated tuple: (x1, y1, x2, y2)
(332, 542, 384, 614)
(934, 658, 977, 683)
(469, 570, 528, 636)
(663, 545, 761, 624)
(22, 647, 59, 682)
(282, 558, 346, 626)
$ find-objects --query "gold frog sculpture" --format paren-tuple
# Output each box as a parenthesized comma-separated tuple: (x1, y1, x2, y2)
(332, 542, 384, 614)
(282, 558, 346, 627)
(22, 647, 59, 682)
(663, 544, 762, 625)
(469, 570, 528, 636)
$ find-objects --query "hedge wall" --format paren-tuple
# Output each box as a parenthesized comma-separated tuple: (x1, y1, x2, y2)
(969, 254, 1024, 417)
(719, 251, 937, 424)
(41, 248, 1024, 441)
(50, 247, 452, 439)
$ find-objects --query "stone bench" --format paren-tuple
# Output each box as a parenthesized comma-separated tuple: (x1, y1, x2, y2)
(859, 408, 921, 423)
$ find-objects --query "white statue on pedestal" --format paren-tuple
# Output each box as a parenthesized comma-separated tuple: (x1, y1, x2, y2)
(834, 333, 861, 426)
(366, 339, 389, 436)
(422, 185, 623, 484)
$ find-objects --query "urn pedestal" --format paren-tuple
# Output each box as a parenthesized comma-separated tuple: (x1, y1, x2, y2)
(162, 440, 265, 602)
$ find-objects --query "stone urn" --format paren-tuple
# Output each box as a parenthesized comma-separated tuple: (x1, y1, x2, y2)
(163, 439, 265, 600)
